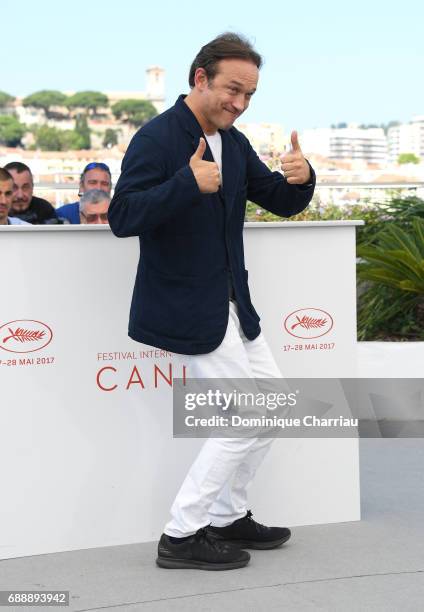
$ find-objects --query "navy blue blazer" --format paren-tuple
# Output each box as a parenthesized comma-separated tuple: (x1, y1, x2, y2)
(108, 95, 315, 355)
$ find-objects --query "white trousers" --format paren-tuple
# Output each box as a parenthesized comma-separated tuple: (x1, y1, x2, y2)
(164, 300, 282, 537)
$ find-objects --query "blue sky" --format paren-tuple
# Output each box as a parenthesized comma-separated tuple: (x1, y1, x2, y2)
(3, 0, 423, 131)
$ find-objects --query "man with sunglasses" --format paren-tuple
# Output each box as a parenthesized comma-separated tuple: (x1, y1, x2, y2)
(79, 189, 110, 225)
(56, 162, 112, 224)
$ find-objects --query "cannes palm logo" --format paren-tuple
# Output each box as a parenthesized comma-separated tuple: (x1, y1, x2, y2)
(0, 320, 53, 353)
(284, 308, 333, 339)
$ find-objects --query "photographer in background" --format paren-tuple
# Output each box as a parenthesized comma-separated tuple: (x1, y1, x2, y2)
(78, 189, 110, 224)
(56, 162, 112, 224)
(0, 168, 30, 225)
(4, 161, 60, 224)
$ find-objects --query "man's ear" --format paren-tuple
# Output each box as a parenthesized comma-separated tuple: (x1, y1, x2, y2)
(194, 67, 209, 90)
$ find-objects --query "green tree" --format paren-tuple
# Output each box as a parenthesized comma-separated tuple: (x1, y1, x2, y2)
(58, 130, 83, 150)
(34, 125, 63, 151)
(0, 116, 26, 146)
(111, 99, 157, 127)
(74, 114, 91, 149)
(54, 116, 91, 151)
(103, 128, 118, 148)
(22, 90, 67, 116)
(66, 91, 108, 115)
(34, 115, 92, 152)
(0, 91, 15, 108)
(398, 152, 420, 165)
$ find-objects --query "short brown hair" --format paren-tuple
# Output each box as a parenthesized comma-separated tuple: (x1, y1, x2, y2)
(189, 32, 262, 88)
(0, 167, 13, 183)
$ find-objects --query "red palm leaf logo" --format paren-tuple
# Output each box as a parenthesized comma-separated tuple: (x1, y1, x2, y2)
(291, 316, 327, 331)
(284, 309, 333, 339)
(3, 327, 46, 344)
(0, 320, 53, 353)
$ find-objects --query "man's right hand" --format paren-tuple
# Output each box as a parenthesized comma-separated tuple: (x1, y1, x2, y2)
(189, 137, 221, 193)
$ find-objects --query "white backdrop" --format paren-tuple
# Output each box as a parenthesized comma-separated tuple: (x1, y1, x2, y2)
(0, 221, 361, 559)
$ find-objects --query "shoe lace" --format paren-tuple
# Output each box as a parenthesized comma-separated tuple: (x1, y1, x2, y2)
(194, 526, 210, 542)
(194, 526, 225, 550)
(245, 509, 267, 532)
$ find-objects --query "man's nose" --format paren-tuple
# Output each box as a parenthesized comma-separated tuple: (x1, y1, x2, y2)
(232, 95, 246, 113)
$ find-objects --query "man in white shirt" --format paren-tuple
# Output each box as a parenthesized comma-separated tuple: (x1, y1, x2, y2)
(109, 32, 315, 572)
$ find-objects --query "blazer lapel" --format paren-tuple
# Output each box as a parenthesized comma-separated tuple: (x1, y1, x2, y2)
(174, 96, 241, 218)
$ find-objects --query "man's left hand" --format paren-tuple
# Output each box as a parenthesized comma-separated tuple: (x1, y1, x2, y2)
(280, 131, 311, 185)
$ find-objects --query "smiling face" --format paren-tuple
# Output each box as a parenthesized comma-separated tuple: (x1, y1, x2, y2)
(194, 59, 259, 134)
(80, 169, 111, 195)
(0, 179, 14, 224)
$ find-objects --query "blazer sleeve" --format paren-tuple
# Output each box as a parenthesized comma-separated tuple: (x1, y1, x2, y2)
(108, 132, 202, 237)
(245, 138, 316, 218)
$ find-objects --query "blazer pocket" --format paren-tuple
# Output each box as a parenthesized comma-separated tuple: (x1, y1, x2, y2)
(137, 267, 228, 341)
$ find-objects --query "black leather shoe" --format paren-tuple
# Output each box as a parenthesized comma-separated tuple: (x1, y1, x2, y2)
(207, 510, 291, 550)
(156, 527, 250, 570)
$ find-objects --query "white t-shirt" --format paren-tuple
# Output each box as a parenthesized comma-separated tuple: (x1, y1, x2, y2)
(204, 131, 236, 298)
(204, 132, 223, 185)
(7, 217, 31, 225)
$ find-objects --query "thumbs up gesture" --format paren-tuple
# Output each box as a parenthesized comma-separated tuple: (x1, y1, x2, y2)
(280, 131, 311, 185)
(189, 137, 221, 193)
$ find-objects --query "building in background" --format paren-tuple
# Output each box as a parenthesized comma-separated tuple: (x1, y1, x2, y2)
(388, 116, 424, 163)
(302, 125, 387, 165)
(2, 87, 423, 208)
(10, 67, 165, 149)
(300, 128, 333, 159)
(144, 66, 166, 113)
(236, 122, 286, 155)
(105, 66, 166, 113)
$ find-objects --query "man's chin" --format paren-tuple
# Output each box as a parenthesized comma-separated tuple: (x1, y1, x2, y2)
(12, 204, 28, 212)
(219, 118, 237, 131)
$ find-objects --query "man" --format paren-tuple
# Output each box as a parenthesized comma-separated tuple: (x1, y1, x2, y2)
(0, 168, 30, 225)
(56, 162, 112, 224)
(108, 33, 315, 571)
(79, 189, 110, 224)
(4, 162, 58, 224)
